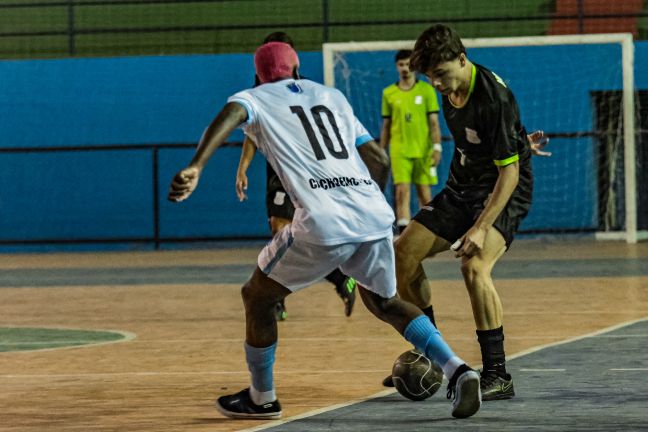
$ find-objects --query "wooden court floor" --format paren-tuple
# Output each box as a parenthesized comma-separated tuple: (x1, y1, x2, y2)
(0, 239, 646, 431)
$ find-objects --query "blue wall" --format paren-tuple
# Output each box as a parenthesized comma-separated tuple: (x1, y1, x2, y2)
(0, 53, 323, 147)
(0, 52, 323, 251)
(1, 44, 646, 251)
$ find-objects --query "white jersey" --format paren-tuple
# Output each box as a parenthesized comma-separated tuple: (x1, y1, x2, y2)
(229, 79, 395, 245)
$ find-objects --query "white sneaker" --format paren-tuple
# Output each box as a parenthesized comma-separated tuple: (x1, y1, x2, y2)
(447, 367, 481, 418)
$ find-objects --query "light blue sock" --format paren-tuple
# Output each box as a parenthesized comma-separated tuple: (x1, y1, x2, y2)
(404, 315, 457, 368)
(244, 342, 276, 395)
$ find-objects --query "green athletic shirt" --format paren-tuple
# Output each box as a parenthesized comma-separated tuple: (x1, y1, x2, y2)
(381, 80, 439, 158)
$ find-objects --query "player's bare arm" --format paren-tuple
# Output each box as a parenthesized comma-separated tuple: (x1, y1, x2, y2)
(455, 161, 519, 258)
(236, 136, 257, 201)
(358, 140, 389, 191)
(168, 102, 248, 203)
(428, 113, 442, 166)
(379, 118, 391, 150)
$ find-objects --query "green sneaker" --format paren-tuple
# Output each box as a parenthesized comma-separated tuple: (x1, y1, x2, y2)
(480, 371, 515, 401)
(274, 300, 287, 321)
(335, 277, 357, 317)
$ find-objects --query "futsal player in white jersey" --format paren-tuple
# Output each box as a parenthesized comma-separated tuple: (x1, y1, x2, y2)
(168, 42, 481, 420)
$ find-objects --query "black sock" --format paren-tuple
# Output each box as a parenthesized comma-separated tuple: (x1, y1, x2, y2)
(325, 268, 347, 287)
(476, 326, 508, 376)
(421, 306, 437, 328)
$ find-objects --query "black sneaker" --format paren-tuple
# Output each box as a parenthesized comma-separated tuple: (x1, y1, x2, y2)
(274, 300, 287, 321)
(480, 371, 515, 401)
(446, 365, 481, 419)
(382, 374, 394, 387)
(335, 277, 357, 317)
(215, 388, 282, 420)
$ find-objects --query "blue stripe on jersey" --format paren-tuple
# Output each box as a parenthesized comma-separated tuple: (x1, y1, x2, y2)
(230, 99, 254, 124)
(355, 134, 373, 147)
(262, 232, 294, 274)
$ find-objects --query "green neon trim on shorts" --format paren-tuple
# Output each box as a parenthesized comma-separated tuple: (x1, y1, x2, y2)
(494, 154, 520, 166)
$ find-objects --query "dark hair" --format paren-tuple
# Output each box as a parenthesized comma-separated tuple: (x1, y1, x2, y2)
(262, 31, 294, 47)
(394, 49, 412, 62)
(410, 24, 466, 73)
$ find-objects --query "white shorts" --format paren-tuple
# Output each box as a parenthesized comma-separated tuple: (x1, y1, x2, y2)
(258, 225, 396, 298)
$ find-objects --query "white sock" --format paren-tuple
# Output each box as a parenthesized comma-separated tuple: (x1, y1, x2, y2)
(250, 385, 277, 405)
(441, 355, 465, 380)
(397, 218, 409, 227)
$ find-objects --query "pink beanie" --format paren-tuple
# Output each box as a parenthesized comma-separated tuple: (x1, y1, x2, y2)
(254, 42, 300, 84)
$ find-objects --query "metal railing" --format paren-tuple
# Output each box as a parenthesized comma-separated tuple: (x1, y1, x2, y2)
(2, 128, 636, 249)
(1, 0, 647, 57)
(0, 140, 275, 250)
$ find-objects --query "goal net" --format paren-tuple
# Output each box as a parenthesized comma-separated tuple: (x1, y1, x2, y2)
(324, 34, 645, 243)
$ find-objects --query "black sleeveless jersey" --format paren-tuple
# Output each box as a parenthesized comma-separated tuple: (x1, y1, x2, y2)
(442, 63, 532, 203)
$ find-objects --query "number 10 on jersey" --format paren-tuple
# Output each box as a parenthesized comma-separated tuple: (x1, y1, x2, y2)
(290, 105, 349, 160)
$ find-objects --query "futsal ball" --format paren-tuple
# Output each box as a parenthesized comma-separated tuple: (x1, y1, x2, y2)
(392, 349, 444, 401)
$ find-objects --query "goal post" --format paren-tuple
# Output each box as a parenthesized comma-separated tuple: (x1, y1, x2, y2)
(323, 33, 645, 244)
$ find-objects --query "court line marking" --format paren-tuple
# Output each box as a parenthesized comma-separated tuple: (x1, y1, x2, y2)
(237, 389, 397, 432)
(236, 316, 648, 432)
(0, 333, 633, 345)
(596, 334, 648, 338)
(0, 369, 392, 379)
(518, 368, 566, 372)
(0, 325, 136, 354)
(609, 368, 648, 371)
(505, 317, 648, 361)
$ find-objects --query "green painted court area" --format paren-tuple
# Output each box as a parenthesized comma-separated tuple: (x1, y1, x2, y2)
(0, 327, 128, 352)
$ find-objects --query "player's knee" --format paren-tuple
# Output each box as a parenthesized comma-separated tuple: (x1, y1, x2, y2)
(460, 258, 490, 284)
(240, 280, 257, 305)
(395, 244, 418, 280)
(242, 280, 280, 314)
(370, 296, 397, 321)
(242, 273, 269, 302)
(394, 185, 409, 201)
(359, 288, 390, 319)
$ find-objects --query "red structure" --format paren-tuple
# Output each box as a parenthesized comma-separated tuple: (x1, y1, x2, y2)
(549, 0, 644, 36)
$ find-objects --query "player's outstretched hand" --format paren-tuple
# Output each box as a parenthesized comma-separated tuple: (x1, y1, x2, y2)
(168, 166, 201, 202)
(236, 171, 248, 202)
(528, 130, 551, 157)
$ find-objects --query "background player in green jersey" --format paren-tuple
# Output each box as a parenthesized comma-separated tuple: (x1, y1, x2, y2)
(380, 50, 443, 234)
(387, 24, 539, 401)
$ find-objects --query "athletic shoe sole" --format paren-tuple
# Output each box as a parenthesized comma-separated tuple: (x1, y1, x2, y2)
(451, 371, 481, 419)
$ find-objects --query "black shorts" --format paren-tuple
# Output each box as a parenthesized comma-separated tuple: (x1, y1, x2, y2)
(413, 188, 531, 249)
(266, 162, 295, 220)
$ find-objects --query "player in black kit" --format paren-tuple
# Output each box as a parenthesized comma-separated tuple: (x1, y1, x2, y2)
(386, 24, 534, 401)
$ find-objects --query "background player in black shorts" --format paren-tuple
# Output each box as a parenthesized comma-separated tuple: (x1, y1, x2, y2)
(384, 24, 542, 401)
(235, 32, 371, 320)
